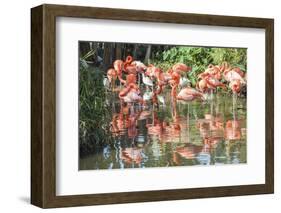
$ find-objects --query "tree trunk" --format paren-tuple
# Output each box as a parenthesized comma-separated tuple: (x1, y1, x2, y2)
(109, 43, 114, 66)
(79, 42, 91, 58)
(133, 44, 138, 59)
(115, 43, 122, 59)
(103, 43, 111, 70)
(144, 45, 152, 64)
(91, 42, 100, 66)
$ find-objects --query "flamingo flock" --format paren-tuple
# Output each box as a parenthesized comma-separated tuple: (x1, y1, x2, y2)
(197, 62, 246, 94)
(80, 49, 248, 170)
(101, 55, 247, 167)
(105, 55, 246, 105)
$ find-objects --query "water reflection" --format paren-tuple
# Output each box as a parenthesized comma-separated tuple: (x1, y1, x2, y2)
(79, 90, 246, 170)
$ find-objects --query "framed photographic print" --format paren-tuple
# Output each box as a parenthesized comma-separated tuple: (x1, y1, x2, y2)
(31, 4, 274, 208)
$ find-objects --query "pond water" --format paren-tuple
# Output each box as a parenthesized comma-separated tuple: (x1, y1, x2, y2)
(79, 89, 247, 170)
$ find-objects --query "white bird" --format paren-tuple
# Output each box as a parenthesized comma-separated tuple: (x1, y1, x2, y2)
(142, 91, 165, 106)
(141, 73, 153, 87)
(103, 77, 110, 90)
(143, 91, 153, 102)
(122, 91, 143, 103)
(157, 95, 165, 106)
(132, 61, 148, 88)
(132, 61, 147, 73)
(179, 77, 191, 88)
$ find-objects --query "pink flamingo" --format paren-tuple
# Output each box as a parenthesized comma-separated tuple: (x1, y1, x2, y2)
(119, 74, 143, 104)
(171, 63, 192, 88)
(231, 67, 245, 77)
(177, 87, 205, 101)
(198, 63, 223, 82)
(152, 84, 164, 105)
(106, 68, 118, 90)
(196, 78, 208, 93)
(221, 64, 245, 95)
(223, 63, 246, 83)
(223, 69, 245, 83)
(143, 65, 167, 105)
(146, 65, 172, 86)
(172, 63, 191, 74)
(169, 71, 204, 102)
(169, 71, 181, 99)
(229, 79, 242, 94)
(113, 59, 126, 85)
(123, 56, 137, 74)
(131, 60, 148, 87)
(131, 61, 147, 73)
(205, 64, 222, 80)
(199, 72, 226, 91)
(206, 75, 226, 90)
(221, 62, 245, 78)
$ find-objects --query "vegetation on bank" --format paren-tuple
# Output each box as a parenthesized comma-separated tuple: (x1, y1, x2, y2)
(79, 64, 113, 156)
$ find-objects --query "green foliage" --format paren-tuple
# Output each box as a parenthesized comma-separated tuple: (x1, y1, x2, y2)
(79, 65, 112, 156)
(81, 49, 96, 60)
(210, 48, 247, 70)
(152, 46, 247, 87)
